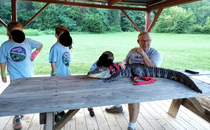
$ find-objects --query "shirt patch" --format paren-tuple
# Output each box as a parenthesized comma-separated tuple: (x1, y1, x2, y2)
(10, 46, 26, 62)
(62, 52, 70, 66)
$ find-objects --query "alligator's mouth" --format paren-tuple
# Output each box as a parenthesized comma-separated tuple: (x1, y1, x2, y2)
(87, 67, 111, 79)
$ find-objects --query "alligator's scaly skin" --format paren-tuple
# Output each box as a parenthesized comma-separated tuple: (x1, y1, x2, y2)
(88, 64, 202, 93)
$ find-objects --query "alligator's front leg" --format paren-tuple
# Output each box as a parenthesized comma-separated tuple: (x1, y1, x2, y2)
(104, 73, 120, 83)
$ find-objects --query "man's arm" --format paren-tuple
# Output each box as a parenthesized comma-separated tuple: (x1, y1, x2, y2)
(0, 62, 7, 83)
(136, 47, 157, 67)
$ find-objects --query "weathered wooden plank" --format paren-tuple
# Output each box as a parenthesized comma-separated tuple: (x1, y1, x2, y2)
(148, 101, 186, 130)
(75, 109, 87, 130)
(157, 100, 197, 130)
(1, 74, 209, 117)
(139, 103, 164, 130)
(83, 108, 98, 130)
(94, 107, 110, 130)
(0, 116, 11, 130)
(141, 102, 176, 130)
(28, 114, 43, 130)
(163, 100, 208, 130)
(101, 106, 121, 130)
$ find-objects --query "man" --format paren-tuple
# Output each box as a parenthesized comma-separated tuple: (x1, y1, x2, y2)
(106, 31, 162, 130)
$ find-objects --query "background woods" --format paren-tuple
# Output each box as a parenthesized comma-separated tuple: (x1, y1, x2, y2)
(1, 0, 210, 33)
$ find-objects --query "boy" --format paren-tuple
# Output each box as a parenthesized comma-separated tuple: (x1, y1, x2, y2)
(0, 22, 43, 130)
(49, 25, 72, 122)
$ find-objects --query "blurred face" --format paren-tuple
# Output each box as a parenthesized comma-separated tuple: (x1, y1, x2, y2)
(8, 27, 23, 39)
(137, 34, 151, 51)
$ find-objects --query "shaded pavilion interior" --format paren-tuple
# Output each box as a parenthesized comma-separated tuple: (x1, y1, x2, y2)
(0, 0, 200, 32)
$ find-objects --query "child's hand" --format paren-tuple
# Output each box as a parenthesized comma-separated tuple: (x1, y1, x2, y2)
(119, 61, 126, 69)
(1, 76, 7, 83)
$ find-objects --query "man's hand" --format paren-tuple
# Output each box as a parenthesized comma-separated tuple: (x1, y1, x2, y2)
(135, 47, 145, 56)
(119, 61, 126, 69)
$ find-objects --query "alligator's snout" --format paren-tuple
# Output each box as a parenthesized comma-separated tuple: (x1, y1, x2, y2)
(88, 67, 111, 79)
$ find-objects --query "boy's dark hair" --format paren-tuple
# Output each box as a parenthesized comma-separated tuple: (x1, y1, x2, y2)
(55, 26, 68, 35)
(97, 51, 114, 67)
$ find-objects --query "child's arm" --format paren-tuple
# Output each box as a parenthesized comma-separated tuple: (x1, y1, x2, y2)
(0, 62, 7, 83)
(51, 62, 57, 76)
(31, 44, 43, 61)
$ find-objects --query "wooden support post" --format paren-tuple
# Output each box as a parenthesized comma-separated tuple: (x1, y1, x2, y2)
(53, 109, 80, 130)
(146, 8, 163, 32)
(168, 99, 182, 117)
(120, 9, 142, 33)
(23, 3, 50, 28)
(40, 113, 46, 124)
(145, 11, 150, 32)
(44, 112, 54, 130)
(11, 0, 17, 22)
(0, 18, 7, 27)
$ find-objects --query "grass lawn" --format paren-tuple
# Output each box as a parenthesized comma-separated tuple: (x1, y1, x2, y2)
(0, 32, 210, 75)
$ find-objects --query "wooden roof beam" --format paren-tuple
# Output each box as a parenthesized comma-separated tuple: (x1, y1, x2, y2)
(120, 9, 142, 33)
(108, 0, 122, 6)
(147, 0, 200, 11)
(23, 3, 50, 28)
(20, 0, 147, 11)
(0, 18, 7, 27)
(146, 8, 163, 32)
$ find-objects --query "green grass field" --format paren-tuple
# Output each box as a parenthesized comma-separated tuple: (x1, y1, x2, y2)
(0, 32, 210, 75)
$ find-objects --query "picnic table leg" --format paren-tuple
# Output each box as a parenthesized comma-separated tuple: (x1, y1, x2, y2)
(53, 109, 80, 130)
(43, 112, 54, 130)
(168, 99, 183, 117)
(181, 98, 210, 123)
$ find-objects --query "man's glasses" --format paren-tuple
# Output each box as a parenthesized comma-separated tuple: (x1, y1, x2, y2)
(141, 40, 151, 43)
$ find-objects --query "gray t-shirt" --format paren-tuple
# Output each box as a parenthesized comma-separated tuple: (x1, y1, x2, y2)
(123, 47, 162, 67)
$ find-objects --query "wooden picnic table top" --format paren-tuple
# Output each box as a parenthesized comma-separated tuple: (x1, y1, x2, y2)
(0, 69, 210, 117)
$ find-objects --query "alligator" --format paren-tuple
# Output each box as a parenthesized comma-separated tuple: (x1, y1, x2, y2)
(87, 63, 202, 93)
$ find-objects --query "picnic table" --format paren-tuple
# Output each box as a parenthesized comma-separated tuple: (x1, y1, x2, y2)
(0, 70, 210, 130)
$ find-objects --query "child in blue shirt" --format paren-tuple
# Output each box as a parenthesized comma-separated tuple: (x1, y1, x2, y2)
(49, 25, 72, 122)
(0, 22, 43, 130)
(88, 51, 115, 117)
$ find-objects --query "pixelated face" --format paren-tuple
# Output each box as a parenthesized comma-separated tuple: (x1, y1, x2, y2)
(10, 28, 25, 43)
(137, 34, 151, 51)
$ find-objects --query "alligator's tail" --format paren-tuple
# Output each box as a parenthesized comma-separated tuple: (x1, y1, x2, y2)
(140, 66, 202, 93)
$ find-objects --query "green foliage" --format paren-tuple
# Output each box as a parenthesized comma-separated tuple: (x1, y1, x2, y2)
(191, 24, 204, 33)
(154, 7, 195, 33)
(83, 14, 104, 33)
(203, 17, 210, 34)
(1, 0, 210, 34)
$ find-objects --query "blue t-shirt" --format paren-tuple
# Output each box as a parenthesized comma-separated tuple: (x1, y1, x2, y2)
(49, 42, 71, 76)
(124, 47, 162, 67)
(0, 38, 42, 80)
